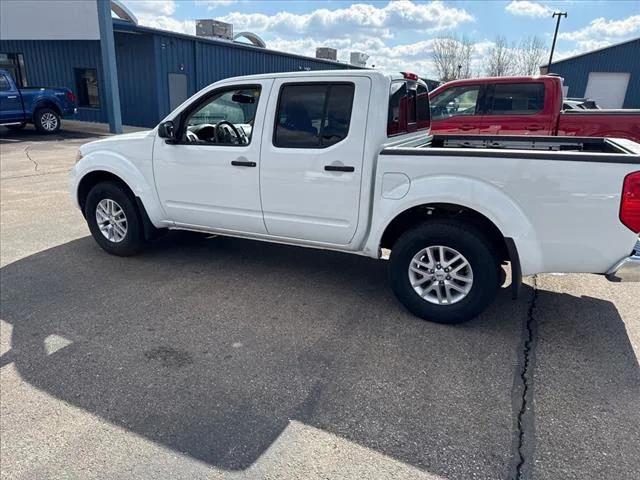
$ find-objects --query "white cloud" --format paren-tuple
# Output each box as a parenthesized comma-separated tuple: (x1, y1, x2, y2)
(126, 0, 177, 17)
(266, 35, 496, 79)
(220, 1, 474, 41)
(122, 0, 194, 33)
(559, 15, 640, 43)
(505, 1, 553, 18)
(137, 15, 195, 35)
(545, 15, 640, 63)
(195, 0, 238, 10)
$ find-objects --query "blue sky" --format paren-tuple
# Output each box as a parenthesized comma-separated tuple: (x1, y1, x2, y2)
(120, 0, 640, 77)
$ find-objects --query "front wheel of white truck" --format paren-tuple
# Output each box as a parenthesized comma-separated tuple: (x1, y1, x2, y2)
(389, 220, 501, 324)
(85, 181, 146, 256)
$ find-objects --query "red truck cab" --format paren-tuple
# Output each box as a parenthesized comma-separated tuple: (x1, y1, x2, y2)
(428, 76, 640, 141)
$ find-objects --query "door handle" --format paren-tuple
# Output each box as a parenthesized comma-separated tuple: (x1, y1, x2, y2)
(231, 160, 256, 167)
(325, 165, 355, 172)
(526, 125, 543, 131)
(7, 95, 17, 99)
(459, 124, 475, 131)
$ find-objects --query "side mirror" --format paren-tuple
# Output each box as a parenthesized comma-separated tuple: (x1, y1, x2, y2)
(158, 121, 176, 141)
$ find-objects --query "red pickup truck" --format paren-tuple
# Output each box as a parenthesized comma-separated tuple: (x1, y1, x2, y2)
(428, 76, 640, 142)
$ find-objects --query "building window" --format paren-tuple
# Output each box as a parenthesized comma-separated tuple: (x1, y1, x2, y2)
(74, 68, 100, 108)
(274, 83, 355, 149)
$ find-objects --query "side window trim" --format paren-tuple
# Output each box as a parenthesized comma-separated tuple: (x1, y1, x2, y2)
(175, 83, 262, 147)
(272, 81, 355, 150)
(477, 84, 488, 115)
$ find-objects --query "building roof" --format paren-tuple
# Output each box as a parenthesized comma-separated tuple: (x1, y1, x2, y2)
(112, 19, 362, 70)
(542, 36, 640, 67)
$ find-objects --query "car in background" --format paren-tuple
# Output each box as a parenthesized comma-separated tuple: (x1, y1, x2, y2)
(0, 68, 77, 134)
(428, 76, 640, 142)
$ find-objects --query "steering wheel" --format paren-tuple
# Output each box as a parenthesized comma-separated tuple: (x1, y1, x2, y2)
(185, 130, 199, 143)
(216, 121, 243, 144)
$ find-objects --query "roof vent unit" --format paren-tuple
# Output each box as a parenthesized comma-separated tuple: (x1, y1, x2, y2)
(350, 52, 369, 67)
(195, 19, 233, 41)
(316, 47, 337, 61)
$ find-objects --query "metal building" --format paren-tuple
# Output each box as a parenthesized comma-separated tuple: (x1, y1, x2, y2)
(543, 37, 640, 109)
(1, 15, 359, 128)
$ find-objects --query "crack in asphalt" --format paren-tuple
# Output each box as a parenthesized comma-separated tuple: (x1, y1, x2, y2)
(24, 145, 39, 171)
(514, 275, 538, 480)
(1, 168, 70, 181)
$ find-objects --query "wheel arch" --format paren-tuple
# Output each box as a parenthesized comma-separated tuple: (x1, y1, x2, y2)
(76, 169, 160, 240)
(378, 202, 525, 298)
(33, 100, 62, 116)
(380, 203, 510, 259)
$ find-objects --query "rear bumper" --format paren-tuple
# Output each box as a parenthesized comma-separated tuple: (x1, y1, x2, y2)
(606, 239, 640, 282)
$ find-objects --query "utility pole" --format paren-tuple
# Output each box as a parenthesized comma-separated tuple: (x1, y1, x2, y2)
(547, 11, 567, 72)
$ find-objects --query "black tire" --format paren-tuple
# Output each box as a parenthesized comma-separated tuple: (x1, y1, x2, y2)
(85, 181, 146, 256)
(389, 220, 501, 324)
(6, 123, 26, 131)
(33, 107, 61, 133)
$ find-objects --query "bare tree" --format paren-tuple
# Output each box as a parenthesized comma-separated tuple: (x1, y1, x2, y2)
(485, 36, 516, 77)
(516, 36, 547, 75)
(431, 35, 475, 82)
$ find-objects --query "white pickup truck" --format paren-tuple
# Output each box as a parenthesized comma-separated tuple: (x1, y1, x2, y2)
(70, 70, 640, 324)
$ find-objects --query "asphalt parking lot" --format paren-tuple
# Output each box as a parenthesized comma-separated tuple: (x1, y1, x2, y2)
(1, 124, 639, 480)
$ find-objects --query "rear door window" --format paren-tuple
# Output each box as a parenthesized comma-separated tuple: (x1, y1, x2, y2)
(486, 83, 545, 115)
(274, 83, 355, 148)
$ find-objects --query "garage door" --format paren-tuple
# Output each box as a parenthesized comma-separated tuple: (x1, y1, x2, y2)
(584, 72, 630, 108)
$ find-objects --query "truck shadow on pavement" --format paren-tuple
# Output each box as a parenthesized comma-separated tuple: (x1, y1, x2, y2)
(1, 233, 638, 479)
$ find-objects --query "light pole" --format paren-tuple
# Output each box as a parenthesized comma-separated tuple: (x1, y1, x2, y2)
(547, 11, 567, 72)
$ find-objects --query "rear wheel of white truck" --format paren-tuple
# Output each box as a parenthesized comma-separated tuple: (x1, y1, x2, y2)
(389, 220, 501, 324)
(85, 181, 146, 256)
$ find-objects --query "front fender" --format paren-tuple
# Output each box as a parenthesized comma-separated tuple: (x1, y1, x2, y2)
(366, 174, 544, 275)
(70, 150, 166, 228)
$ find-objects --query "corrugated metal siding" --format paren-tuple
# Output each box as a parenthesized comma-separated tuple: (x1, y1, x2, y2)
(550, 38, 640, 108)
(153, 34, 197, 120)
(114, 32, 158, 127)
(152, 33, 352, 120)
(196, 40, 346, 89)
(0, 39, 106, 122)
